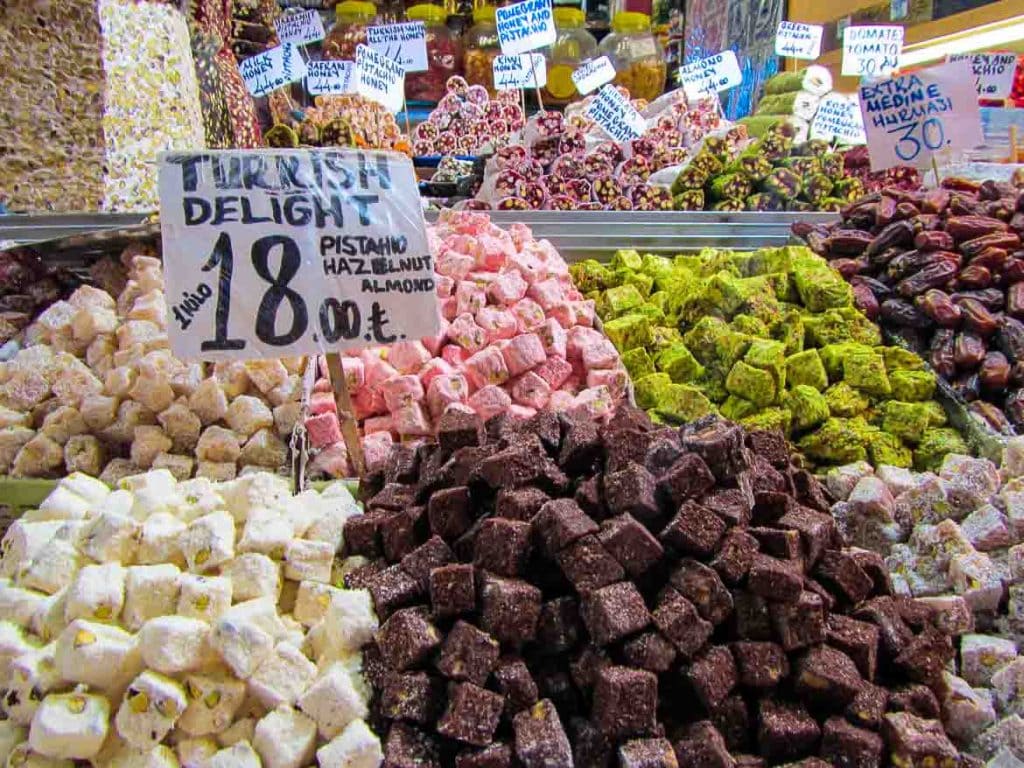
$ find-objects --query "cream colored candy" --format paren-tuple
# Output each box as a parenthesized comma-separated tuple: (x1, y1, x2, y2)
(1, 521, 63, 579)
(54, 620, 140, 694)
(293, 582, 343, 628)
(28, 691, 109, 759)
(177, 674, 246, 737)
(138, 616, 211, 675)
(317, 589, 378, 658)
(188, 379, 229, 426)
(4, 742, 73, 767)
(177, 574, 232, 623)
(17, 538, 82, 595)
(123, 564, 180, 631)
(64, 562, 126, 623)
(238, 509, 293, 559)
(181, 512, 235, 573)
(225, 396, 274, 438)
(296, 662, 367, 739)
(114, 670, 187, 750)
(136, 513, 186, 567)
(0, 584, 47, 629)
(3, 645, 61, 726)
(207, 740, 261, 768)
(216, 718, 256, 748)
(253, 706, 317, 768)
(315, 718, 382, 768)
(221, 473, 291, 523)
(209, 602, 280, 679)
(247, 642, 317, 709)
(222, 554, 281, 603)
(78, 510, 139, 564)
(195, 426, 241, 465)
(173, 478, 225, 523)
(284, 540, 333, 584)
(176, 737, 218, 768)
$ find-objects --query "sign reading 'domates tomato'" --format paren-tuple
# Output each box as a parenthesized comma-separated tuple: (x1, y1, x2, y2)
(586, 84, 646, 142)
(774, 21, 823, 60)
(367, 22, 428, 73)
(307, 60, 356, 95)
(239, 44, 308, 97)
(842, 25, 903, 78)
(572, 55, 616, 95)
(496, 0, 556, 56)
(493, 54, 547, 90)
(274, 9, 325, 46)
(811, 93, 867, 145)
(355, 44, 405, 113)
(948, 52, 1019, 99)
(860, 59, 983, 171)
(680, 50, 742, 100)
(158, 150, 440, 362)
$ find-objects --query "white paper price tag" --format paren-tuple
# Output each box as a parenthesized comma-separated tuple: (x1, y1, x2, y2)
(356, 44, 406, 113)
(239, 45, 309, 97)
(681, 50, 742, 100)
(367, 22, 429, 73)
(572, 56, 616, 95)
(492, 54, 547, 89)
(274, 10, 325, 46)
(496, 0, 556, 56)
(158, 149, 441, 362)
(307, 60, 357, 95)
(811, 93, 867, 145)
(842, 25, 904, 78)
(586, 84, 646, 142)
(948, 52, 1018, 100)
(774, 21, 823, 60)
(860, 59, 983, 171)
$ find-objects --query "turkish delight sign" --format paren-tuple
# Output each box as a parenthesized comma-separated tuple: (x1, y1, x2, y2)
(811, 93, 867, 145)
(274, 10, 325, 46)
(860, 59, 983, 171)
(158, 150, 440, 362)
(307, 60, 357, 95)
(356, 44, 406, 113)
(239, 45, 309, 98)
(496, 0, 556, 56)
(948, 52, 1019, 99)
(367, 22, 429, 73)
(842, 25, 903, 77)
(572, 56, 616, 95)
(774, 21, 823, 60)
(681, 51, 742, 100)
(587, 84, 646, 142)
(493, 54, 547, 90)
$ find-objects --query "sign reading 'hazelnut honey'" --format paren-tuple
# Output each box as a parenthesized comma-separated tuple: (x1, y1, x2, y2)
(586, 84, 646, 142)
(496, 0, 556, 56)
(239, 44, 309, 98)
(948, 52, 1019, 100)
(158, 149, 440, 362)
(493, 54, 547, 90)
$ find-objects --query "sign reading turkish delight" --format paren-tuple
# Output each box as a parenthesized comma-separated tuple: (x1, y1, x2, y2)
(307, 60, 357, 95)
(355, 44, 406, 113)
(811, 92, 867, 145)
(774, 21, 823, 60)
(367, 22, 429, 73)
(680, 50, 742, 100)
(496, 0, 556, 56)
(948, 52, 1019, 99)
(860, 59, 983, 171)
(493, 54, 547, 90)
(572, 55, 616, 95)
(274, 10, 326, 46)
(158, 150, 440, 362)
(587, 84, 646, 142)
(239, 44, 309, 98)
(842, 25, 904, 77)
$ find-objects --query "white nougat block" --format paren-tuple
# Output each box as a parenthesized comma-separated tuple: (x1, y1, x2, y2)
(17, 538, 82, 596)
(252, 706, 317, 768)
(0, 721, 27, 765)
(139, 616, 211, 675)
(54, 620, 141, 694)
(222, 554, 282, 603)
(284, 539, 333, 584)
(221, 473, 291, 523)
(79, 511, 140, 564)
(208, 740, 262, 768)
(123, 564, 181, 631)
(210, 602, 280, 680)
(136, 513, 187, 567)
(293, 581, 343, 628)
(59, 472, 110, 507)
(0, 584, 47, 629)
(176, 737, 219, 768)
(238, 509, 293, 558)
(284, 490, 322, 538)
(64, 562, 127, 623)
(28, 691, 110, 759)
(115, 670, 188, 750)
(181, 512, 236, 573)
(320, 589, 379, 657)
(118, 470, 180, 519)
(296, 662, 367, 739)
(304, 492, 358, 552)
(173, 478, 227, 523)
(177, 574, 232, 623)
(32, 590, 67, 645)
(1, 520, 63, 579)
(216, 717, 255, 748)
(247, 642, 317, 709)
(315, 718, 383, 768)
(5, 741, 74, 767)
(177, 675, 246, 737)
(3, 645, 62, 726)
(35, 487, 91, 522)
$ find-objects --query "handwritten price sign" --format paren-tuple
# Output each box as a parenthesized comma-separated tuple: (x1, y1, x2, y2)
(307, 60, 356, 95)
(367, 22, 428, 73)
(356, 44, 406, 113)
(572, 56, 616, 95)
(239, 45, 308, 97)
(493, 54, 547, 90)
(774, 21, 823, 60)
(274, 10, 325, 46)
(158, 150, 440, 362)
(860, 59, 983, 171)
(496, 0, 556, 56)
(842, 25, 904, 78)
(811, 93, 867, 145)
(680, 50, 742, 100)
(948, 52, 1018, 99)
(586, 84, 646, 142)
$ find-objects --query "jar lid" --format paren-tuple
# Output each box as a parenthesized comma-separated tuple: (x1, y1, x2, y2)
(611, 11, 651, 33)
(553, 6, 584, 27)
(407, 3, 447, 23)
(335, 0, 376, 20)
(472, 6, 496, 22)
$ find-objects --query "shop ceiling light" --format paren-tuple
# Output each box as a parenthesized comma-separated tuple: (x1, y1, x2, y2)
(900, 15, 1024, 67)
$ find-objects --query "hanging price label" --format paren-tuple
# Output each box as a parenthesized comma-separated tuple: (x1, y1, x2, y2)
(572, 56, 616, 95)
(307, 60, 357, 95)
(774, 21, 823, 60)
(356, 44, 406, 113)
(842, 25, 904, 78)
(492, 54, 547, 89)
(367, 22, 429, 73)
(239, 45, 309, 97)
(680, 50, 742, 100)
(948, 52, 1019, 99)
(860, 59, 983, 171)
(586, 84, 646, 142)
(810, 93, 867, 145)
(274, 10, 326, 46)
(496, 0, 556, 56)
(158, 150, 441, 362)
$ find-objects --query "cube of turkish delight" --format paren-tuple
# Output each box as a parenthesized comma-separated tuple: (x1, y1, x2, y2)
(189, 379, 229, 425)
(55, 619, 141, 694)
(115, 670, 188, 750)
(64, 562, 126, 623)
(177, 573, 232, 623)
(253, 705, 318, 768)
(177, 674, 247, 737)
(226, 396, 274, 438)
(298, 662, 369, 739)
(139, 615, 211, 675)
(28, 691, 110, 759)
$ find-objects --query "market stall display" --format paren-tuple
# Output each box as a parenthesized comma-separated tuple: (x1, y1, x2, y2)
(405, 3, 463, 103)
(0, 469, 382, 766)
(573, 245, 966, 469)
(266, 94, 410, 152)
(412, 77, 524, 157)
(597, 11, 667, 103)
(343, 402, 967, 766)
(0, 250, 83, 348)
(541, 8, 599, 106)
(322, 0, 376, 62)
(842, 146, 923, 195)
(750, 67, 834, 143)
(462, 7, 502, 96)
(797, 178, 1024, 434)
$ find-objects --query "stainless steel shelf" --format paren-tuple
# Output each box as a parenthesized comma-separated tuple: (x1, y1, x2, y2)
(0, 213, 152, 247)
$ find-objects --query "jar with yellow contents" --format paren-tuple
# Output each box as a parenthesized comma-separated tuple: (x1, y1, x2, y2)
(541, 7, 598, 105)
(322, 0, 377, 62)
(597, 11, 666, 102)
(462, 6, 501, 95)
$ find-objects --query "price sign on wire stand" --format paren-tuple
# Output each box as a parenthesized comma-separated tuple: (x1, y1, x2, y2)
(774, 21, 823, 60)
(587, 84, 646, 142)
(496, 0, 556, 56)
(842, 25, 904, 78)
(239, 44, 309, 97)
(572, 55, 616, 95)
(355, 44, 406, 113)
(859, 59, 983, 171)
(680, 50, 743, 100)
(948, 52, 1019, 99)
(811, 92, 867, 145)
(307, 60, 356, 95)
(493, 54, 547, 90)
(367, 22, 429, 73)
(274, 10, 326, 46)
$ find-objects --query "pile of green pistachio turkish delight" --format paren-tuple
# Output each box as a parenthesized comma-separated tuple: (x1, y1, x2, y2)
(573, 246, 968, 469)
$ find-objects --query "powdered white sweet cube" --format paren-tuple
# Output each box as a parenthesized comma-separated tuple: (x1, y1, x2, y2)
(28, 691, 109, 759)
(177, 574, 232, 623)
(65, 563, 127, 623)
(178, 675, 246, 736)
(189, 379, 229, 426)
(123, 564, 180, 631)
(176, 737, 219, 768)
(284, 540, 333, 584)
(222, 554, 281, 603)
(0, 721, 27, 765)
(119, 469, 179, 515)
(284, 491, 323, 538)
(0, 584, 47, 629)
(174, 478, 226, 523)
(1, 521, 62, 579)
(316, 718, 382, 768)
(115, 671, 188, 750)
(210, 599, 285, 679)
(293, 582, 343, 627)
(32, 591, 67, 645)
(139, 616, 211, 675)
(78, 512, 136, 566)
(4, 645, 61, 725)
(182, 512, 235, 573)
(136, 514, 187, 568)
(207, 740, 261, 768)
(238, 509, 293, 558)
(55, 620, 140, 692)
(252, 706, 316, 768)
(316, 589, 378, 660)
(104, 743, 181, 768)
(0, 622, 38, 682)
(55, 472, 108, 511)
(306, 492, 359, 553)
(17, 538, 81, 595)
(297, 662, 367, 739)
(248, 642, 317, 709)
(222, 473, 291, 523)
